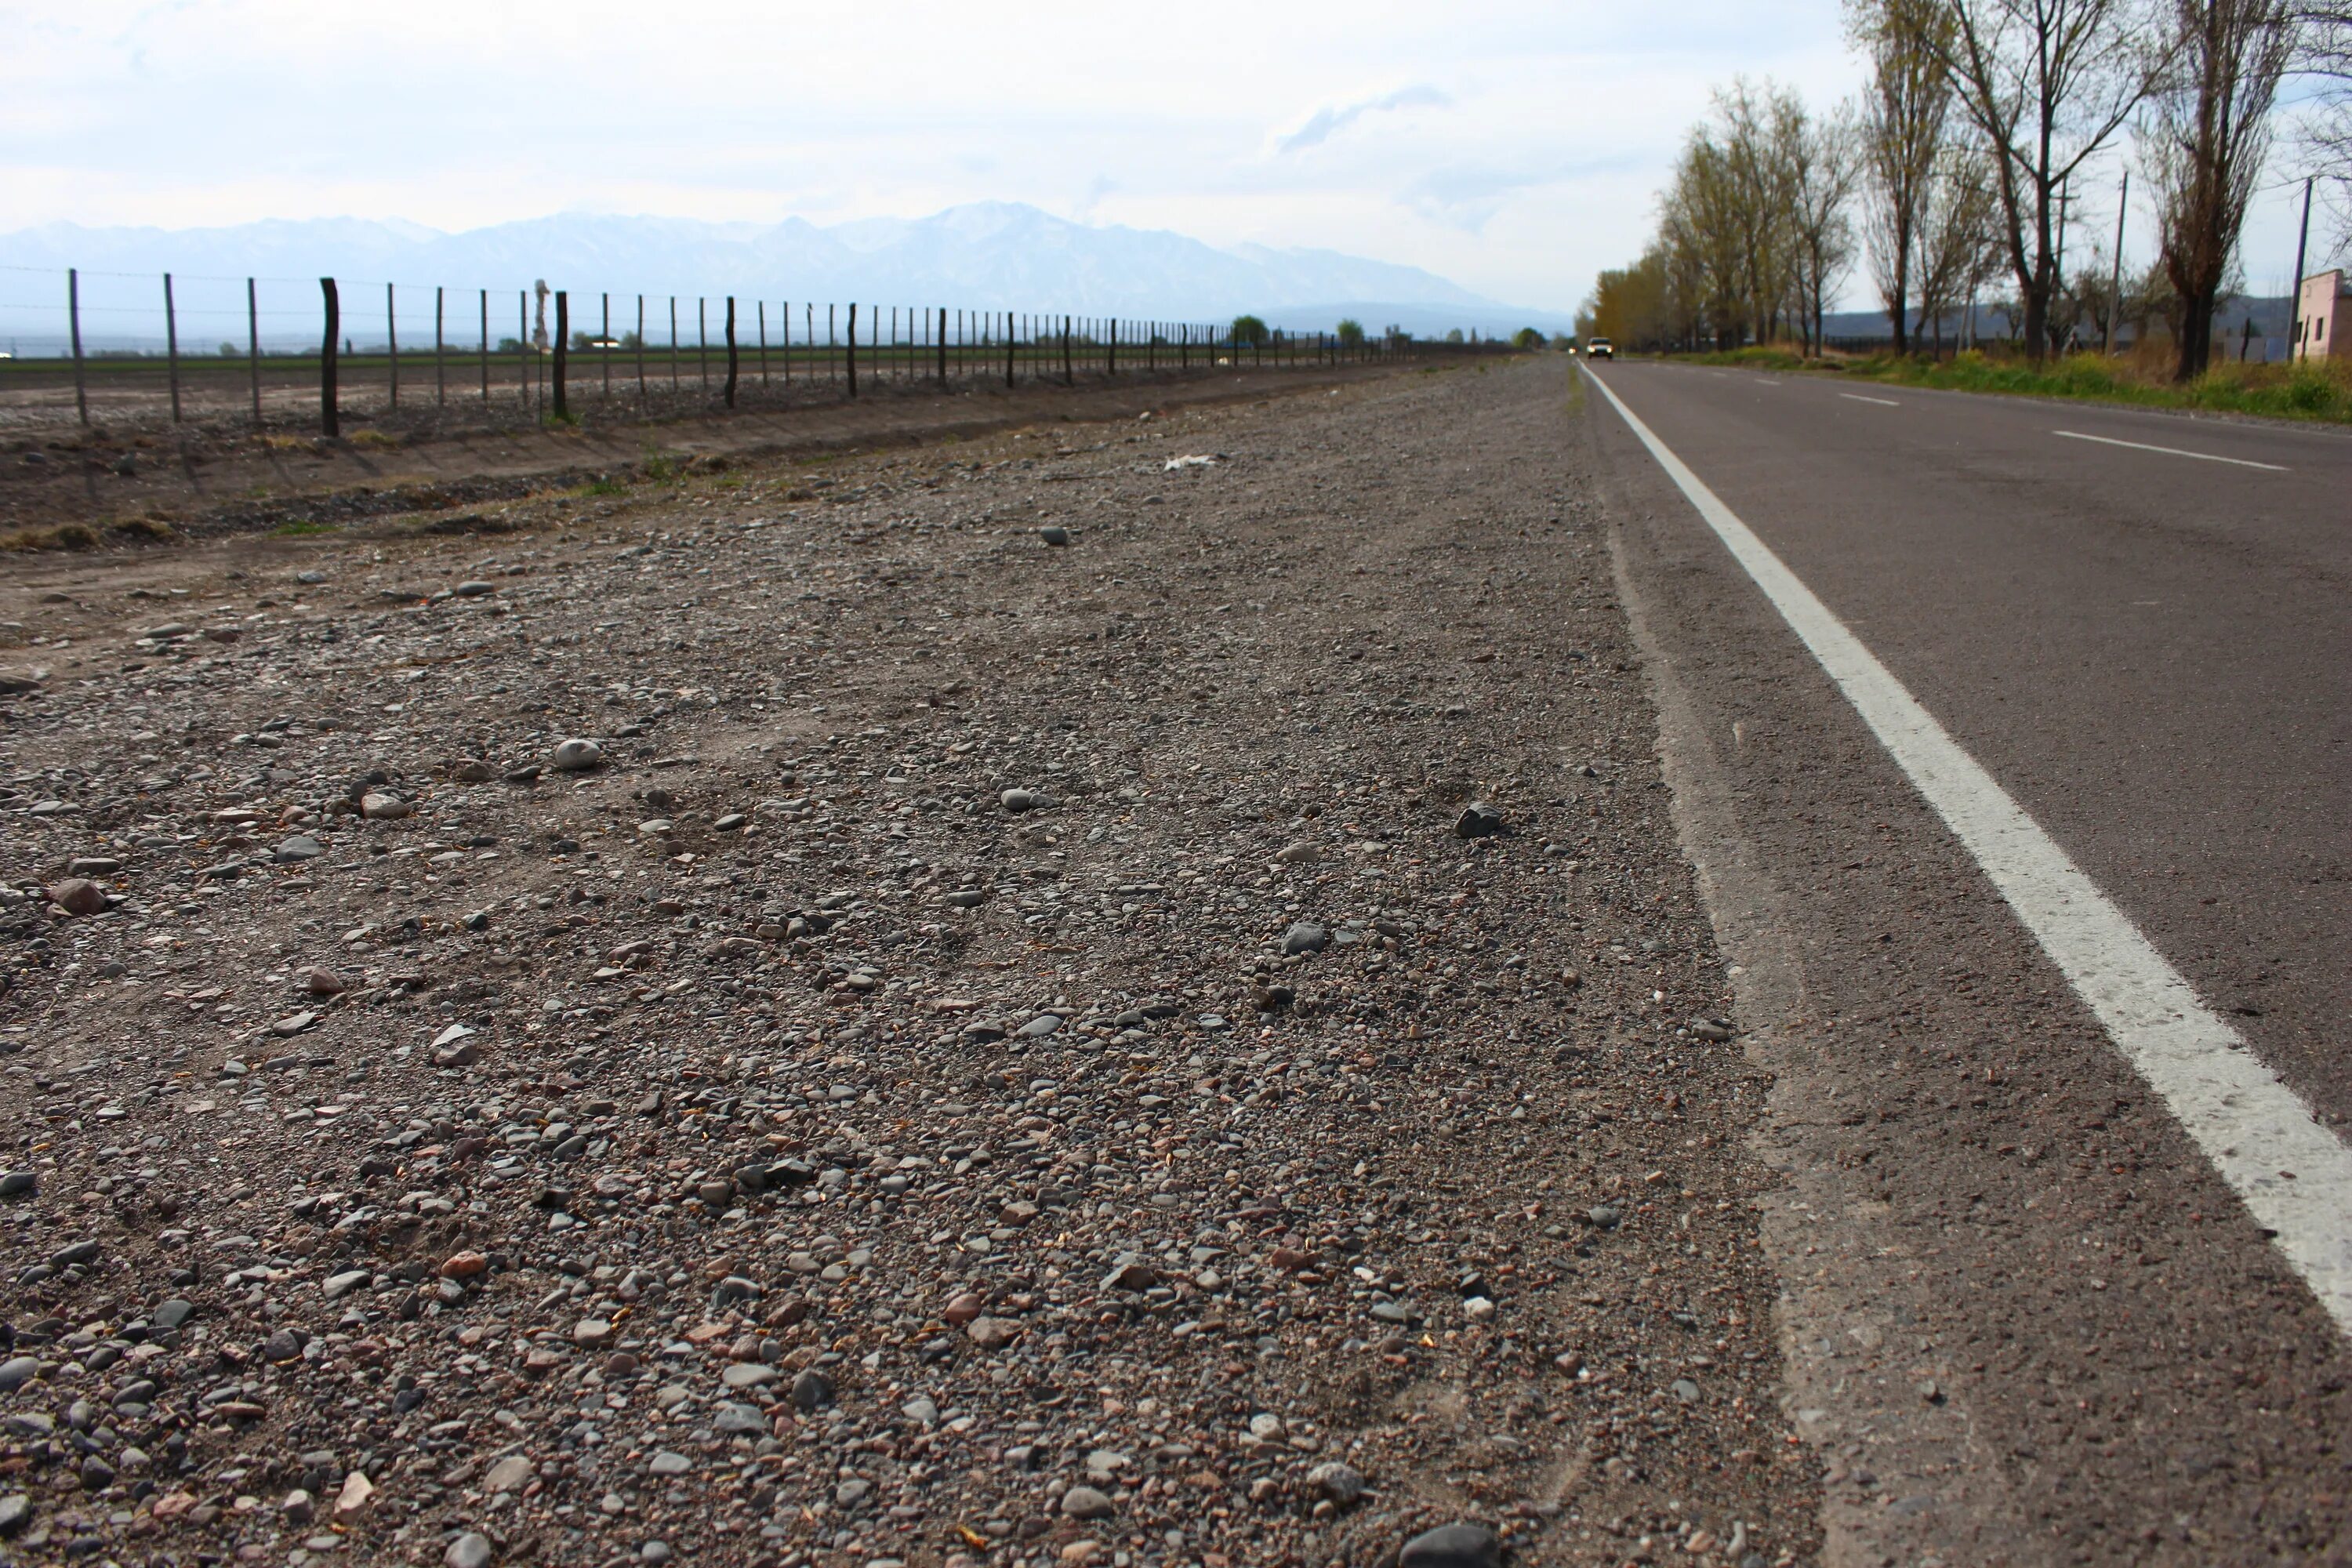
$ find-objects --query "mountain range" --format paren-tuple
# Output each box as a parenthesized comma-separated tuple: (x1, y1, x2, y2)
(0, 204, 1577, 354)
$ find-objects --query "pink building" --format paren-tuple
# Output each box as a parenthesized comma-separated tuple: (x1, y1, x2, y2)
(2293, 270, 2350, 361)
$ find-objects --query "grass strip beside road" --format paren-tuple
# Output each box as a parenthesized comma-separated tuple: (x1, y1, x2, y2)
(1677, 344, 2352, 425)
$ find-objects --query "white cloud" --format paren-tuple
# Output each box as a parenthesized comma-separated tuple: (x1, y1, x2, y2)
(1274, 85, 1451, 156)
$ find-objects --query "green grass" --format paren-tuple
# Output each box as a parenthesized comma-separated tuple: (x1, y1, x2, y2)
(1682, 345, 2352, 423)
(273, 519, 336, 536)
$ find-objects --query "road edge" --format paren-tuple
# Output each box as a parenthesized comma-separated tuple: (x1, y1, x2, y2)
(1577, 390, 2050, 1568)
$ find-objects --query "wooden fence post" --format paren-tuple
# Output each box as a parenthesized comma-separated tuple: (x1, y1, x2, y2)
(670, 297, 680, 394)
(164, 273, 183, 423)
(520, 292, 530, 406)
(68, 269, 88, 427)
(757, 299, 768, 387)
(937, 306, 947, 384)
(553, 291, 569, 419)
(435, 285, 446, 406)
(319, 278, 340, 437)
(387, 282, 399, 409)
(601, 292, 610, 399)
(699, 298, 710, 398)
(637, 296, 648, 404)
(1062, 316, 1073, 385)
(724, 296, 739, 408)
(847, 303, 858, 397)
(479, 289, 489, 401)
(247, 278, 263, 428)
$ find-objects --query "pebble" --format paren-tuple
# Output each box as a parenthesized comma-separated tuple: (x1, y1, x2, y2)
(789, 1368, 835, 1411)
(1454, 802, 1507, 838)
(1060, 1485, 1115, 1519)
(359, 792, 413, 820)
(550, 737, 604, 771)
(0, 1358, 38, 1393)
(1000, 787, 1047, 813)
(1282, 922, 1330, 955)
(274, 834, 325, 862)
(1399, 1522, 1503, 1568)
(1039, 526, 1071, 546)
(45, 878, 107, 916)
(444, 1533, 494, 1568)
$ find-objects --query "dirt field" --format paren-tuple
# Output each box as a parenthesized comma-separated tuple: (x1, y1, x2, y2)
(0, 357, 1816, 1568)
(0, 361, 1415, 539)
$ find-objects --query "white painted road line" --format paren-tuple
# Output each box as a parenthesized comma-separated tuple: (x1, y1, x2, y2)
(1584, 365, 2352, 1339)
(2054, 429, 2288, 470)
(1839, 393, 1900, 407)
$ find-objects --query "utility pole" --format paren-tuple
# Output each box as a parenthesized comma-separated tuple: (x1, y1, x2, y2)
(2286, 176, 2314, 361)
(2106, 169, 2128, 356)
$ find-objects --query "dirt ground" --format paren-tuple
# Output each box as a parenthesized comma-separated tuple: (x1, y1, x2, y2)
(0, 356, 1818, 1568)
(0, 359, 1409, 539)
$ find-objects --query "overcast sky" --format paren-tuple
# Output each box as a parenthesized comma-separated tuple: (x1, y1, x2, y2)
(2, 0, 2324, 313)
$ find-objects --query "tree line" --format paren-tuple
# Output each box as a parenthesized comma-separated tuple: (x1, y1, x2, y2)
(1580, 0, 2352, 379)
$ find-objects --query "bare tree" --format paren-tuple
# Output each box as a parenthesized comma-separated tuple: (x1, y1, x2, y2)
(1710, 79, 1809, 345)
(2147, 0, 2294, 378)
(2292, 5, 2352, 243)
(1934, 0, 2175, 359)
(1912, 147, 2007, 350)
(1852, 0, 1958, 352)
(1789, 103, 1866, 353)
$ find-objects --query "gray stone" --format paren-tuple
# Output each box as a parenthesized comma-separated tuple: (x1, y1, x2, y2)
(0, 1172, 35, 1200)
(274, 835, 325, 863)
(0, 1359, 38, 1394)
(1282, 922, 1330, 956)
(322, 1269, 372, 1300)
(1399, 1522, 1502, 1568)
(0, 1494, 25, 1534)
(1060, 1485, 1115, 1520)
(484, 1454, 535, 1494)
(1039, 526, 1071, 546)
(453, 581, 498, 598)
(551, 738, 604, 773)
(1000, 788, 1047, 813)
(647, 1450, 690, 1476)
(444, 1531, 494, 1568)
(1454, 803, 1507, 838)
(151, 1298, 194, 1330)
(1018, 1014, 1063, 1038)
(901, 1395, 940, 1424)
(1306, 1460, 1367, 1507)
(789, 1368, 835, 1411)
(713, 1403, 768, 1435)
(359, 792, 412, 821)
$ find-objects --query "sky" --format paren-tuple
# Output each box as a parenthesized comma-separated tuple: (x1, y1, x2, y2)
(0, 0, 2329, 314)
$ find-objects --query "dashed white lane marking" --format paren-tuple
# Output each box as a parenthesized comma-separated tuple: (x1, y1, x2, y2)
(1585, 364, 2352, 1339)
(2054, 429, 2288, 470)
(1839, 393, 1900, 407)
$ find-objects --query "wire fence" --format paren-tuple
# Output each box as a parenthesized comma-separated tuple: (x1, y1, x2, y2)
(0, 263, 1487, 439)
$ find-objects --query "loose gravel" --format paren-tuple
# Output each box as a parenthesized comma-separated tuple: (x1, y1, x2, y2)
(0, 357, 1820, 1566)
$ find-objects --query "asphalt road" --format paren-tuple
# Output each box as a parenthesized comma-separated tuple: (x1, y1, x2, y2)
(1578, 361, 2352, 1565)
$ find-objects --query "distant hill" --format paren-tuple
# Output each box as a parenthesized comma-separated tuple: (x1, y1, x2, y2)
(0, 204, 1570, 354)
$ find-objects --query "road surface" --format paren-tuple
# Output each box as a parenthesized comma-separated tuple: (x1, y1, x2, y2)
(1581, 360, 2352, 1565)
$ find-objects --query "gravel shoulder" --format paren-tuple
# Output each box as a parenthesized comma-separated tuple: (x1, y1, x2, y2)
(0, 358, 1820, 1568)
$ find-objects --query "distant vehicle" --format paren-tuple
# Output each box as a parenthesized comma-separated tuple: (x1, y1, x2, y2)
(1587, 337, 1613, 360)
